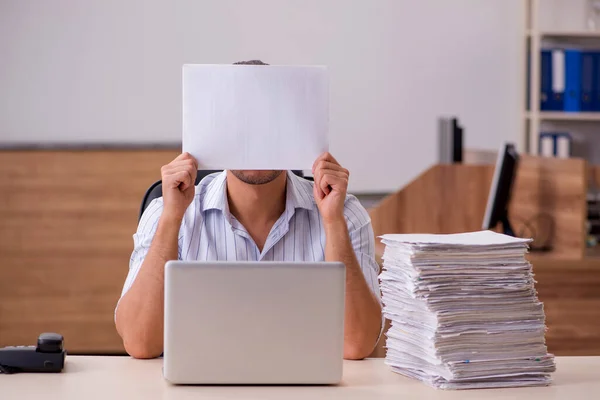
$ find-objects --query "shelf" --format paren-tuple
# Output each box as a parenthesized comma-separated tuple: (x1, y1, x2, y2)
(527, 112, 600, 121)
(527, 30, 600, 39)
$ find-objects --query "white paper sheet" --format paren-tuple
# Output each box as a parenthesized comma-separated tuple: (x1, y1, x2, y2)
(182, 64, 329, 170)
(380, 230, 532, 247)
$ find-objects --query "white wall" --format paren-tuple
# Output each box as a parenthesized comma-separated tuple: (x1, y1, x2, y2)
(538, 0, 592, 31)
(0, 0, 523, 193)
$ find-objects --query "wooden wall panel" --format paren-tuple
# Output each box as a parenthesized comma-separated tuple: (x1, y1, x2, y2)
(368, 164, 494, 258)
(0, 150, 179, 353)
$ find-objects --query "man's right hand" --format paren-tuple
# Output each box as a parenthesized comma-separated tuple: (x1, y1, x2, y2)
(160, 152, 198, 220)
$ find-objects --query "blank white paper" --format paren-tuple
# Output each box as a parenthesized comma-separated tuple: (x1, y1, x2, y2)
(182, 64, 329, 170)
(380, 230, 532, 247)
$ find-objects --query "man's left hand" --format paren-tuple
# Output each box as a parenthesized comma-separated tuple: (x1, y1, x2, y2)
(312, 152, 349, 225)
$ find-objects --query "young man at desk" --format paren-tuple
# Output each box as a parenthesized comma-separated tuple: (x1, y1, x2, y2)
(115, 151, 383, 360)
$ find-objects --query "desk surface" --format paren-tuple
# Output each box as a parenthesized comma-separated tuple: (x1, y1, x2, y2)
(2, 356, 600, 400)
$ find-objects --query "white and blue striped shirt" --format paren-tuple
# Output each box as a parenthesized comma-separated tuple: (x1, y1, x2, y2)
(120, 171, 381, 301)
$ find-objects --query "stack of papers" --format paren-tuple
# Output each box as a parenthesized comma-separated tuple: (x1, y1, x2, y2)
(378, 230, 556, 390)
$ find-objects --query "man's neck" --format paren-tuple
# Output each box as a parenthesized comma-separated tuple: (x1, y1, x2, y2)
(226, 171, 287, 230)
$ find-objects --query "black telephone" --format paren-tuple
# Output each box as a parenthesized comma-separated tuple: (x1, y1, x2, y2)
(0, 333, 66, 373)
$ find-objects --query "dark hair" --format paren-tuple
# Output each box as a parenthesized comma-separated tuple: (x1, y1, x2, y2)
(233, 60, 269, 65)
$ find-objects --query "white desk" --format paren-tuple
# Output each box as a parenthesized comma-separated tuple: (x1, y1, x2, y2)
(2, 356, 599, 399)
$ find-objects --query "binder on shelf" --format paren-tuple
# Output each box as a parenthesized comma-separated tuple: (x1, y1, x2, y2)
(581, 51, 595, 112)
(540, 50, 552, 111)
(594, 52, 600, 111)
(551, 49, 565, 110)
(539, 132, 556, 157)
(540, 49, 569, 111)
(538, 132, 572, 158)
(556, 133, 572, 158)
(564, 49, 582, 112)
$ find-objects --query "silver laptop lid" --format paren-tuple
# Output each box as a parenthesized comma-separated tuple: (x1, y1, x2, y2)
(163, 261, 345, 384)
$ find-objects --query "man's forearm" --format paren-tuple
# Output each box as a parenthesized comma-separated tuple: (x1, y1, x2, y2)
(324, 220, 382, 360)
(115, 213, 181, 359)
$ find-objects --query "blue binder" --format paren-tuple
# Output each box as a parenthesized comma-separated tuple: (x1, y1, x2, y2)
(594, 52, 600, 111)
(548, 50, 565, 110)
(564, 49, 582, 112)
(581, 51, 595, 111)
(540, 50, 552, 111)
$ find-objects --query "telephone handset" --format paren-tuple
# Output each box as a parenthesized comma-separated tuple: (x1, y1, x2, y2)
(0, 333, 66, 373)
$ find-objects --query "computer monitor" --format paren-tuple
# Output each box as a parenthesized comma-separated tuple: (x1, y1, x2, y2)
(482, 142, 519, 236)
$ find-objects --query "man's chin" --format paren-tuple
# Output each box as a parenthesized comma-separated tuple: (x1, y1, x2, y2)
(230, 170, 284, 185)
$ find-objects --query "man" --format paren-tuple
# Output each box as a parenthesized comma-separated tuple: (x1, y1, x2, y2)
(115, 61, 382, 360)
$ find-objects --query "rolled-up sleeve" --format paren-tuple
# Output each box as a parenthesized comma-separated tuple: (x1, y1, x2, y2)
(344, 196, 385, 345)
(115, 198, 164, 316)
(344, 197, 381, 301)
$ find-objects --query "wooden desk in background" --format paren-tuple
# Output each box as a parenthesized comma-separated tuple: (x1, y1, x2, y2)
(368, 156, 600, 357)
(529, 256, 600, 356)
(369, 155, 590, 259)
(2, 357, 599, 400)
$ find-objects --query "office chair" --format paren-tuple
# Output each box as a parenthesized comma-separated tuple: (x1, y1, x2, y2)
(139, 170, 311, 222)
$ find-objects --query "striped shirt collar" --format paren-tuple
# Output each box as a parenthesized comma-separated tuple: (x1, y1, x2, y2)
(201, 171, 315, 214)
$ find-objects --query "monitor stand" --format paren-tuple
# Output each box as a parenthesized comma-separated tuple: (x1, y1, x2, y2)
(500, 213, 516, 237)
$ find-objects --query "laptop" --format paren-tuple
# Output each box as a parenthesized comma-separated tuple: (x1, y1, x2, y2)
(163, 261, 346, 385)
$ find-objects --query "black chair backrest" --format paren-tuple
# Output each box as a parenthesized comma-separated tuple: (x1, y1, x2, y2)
(138, 170, 309, 222)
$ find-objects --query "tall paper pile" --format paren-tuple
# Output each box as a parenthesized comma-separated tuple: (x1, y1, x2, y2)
(379, 230, 556, 389)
